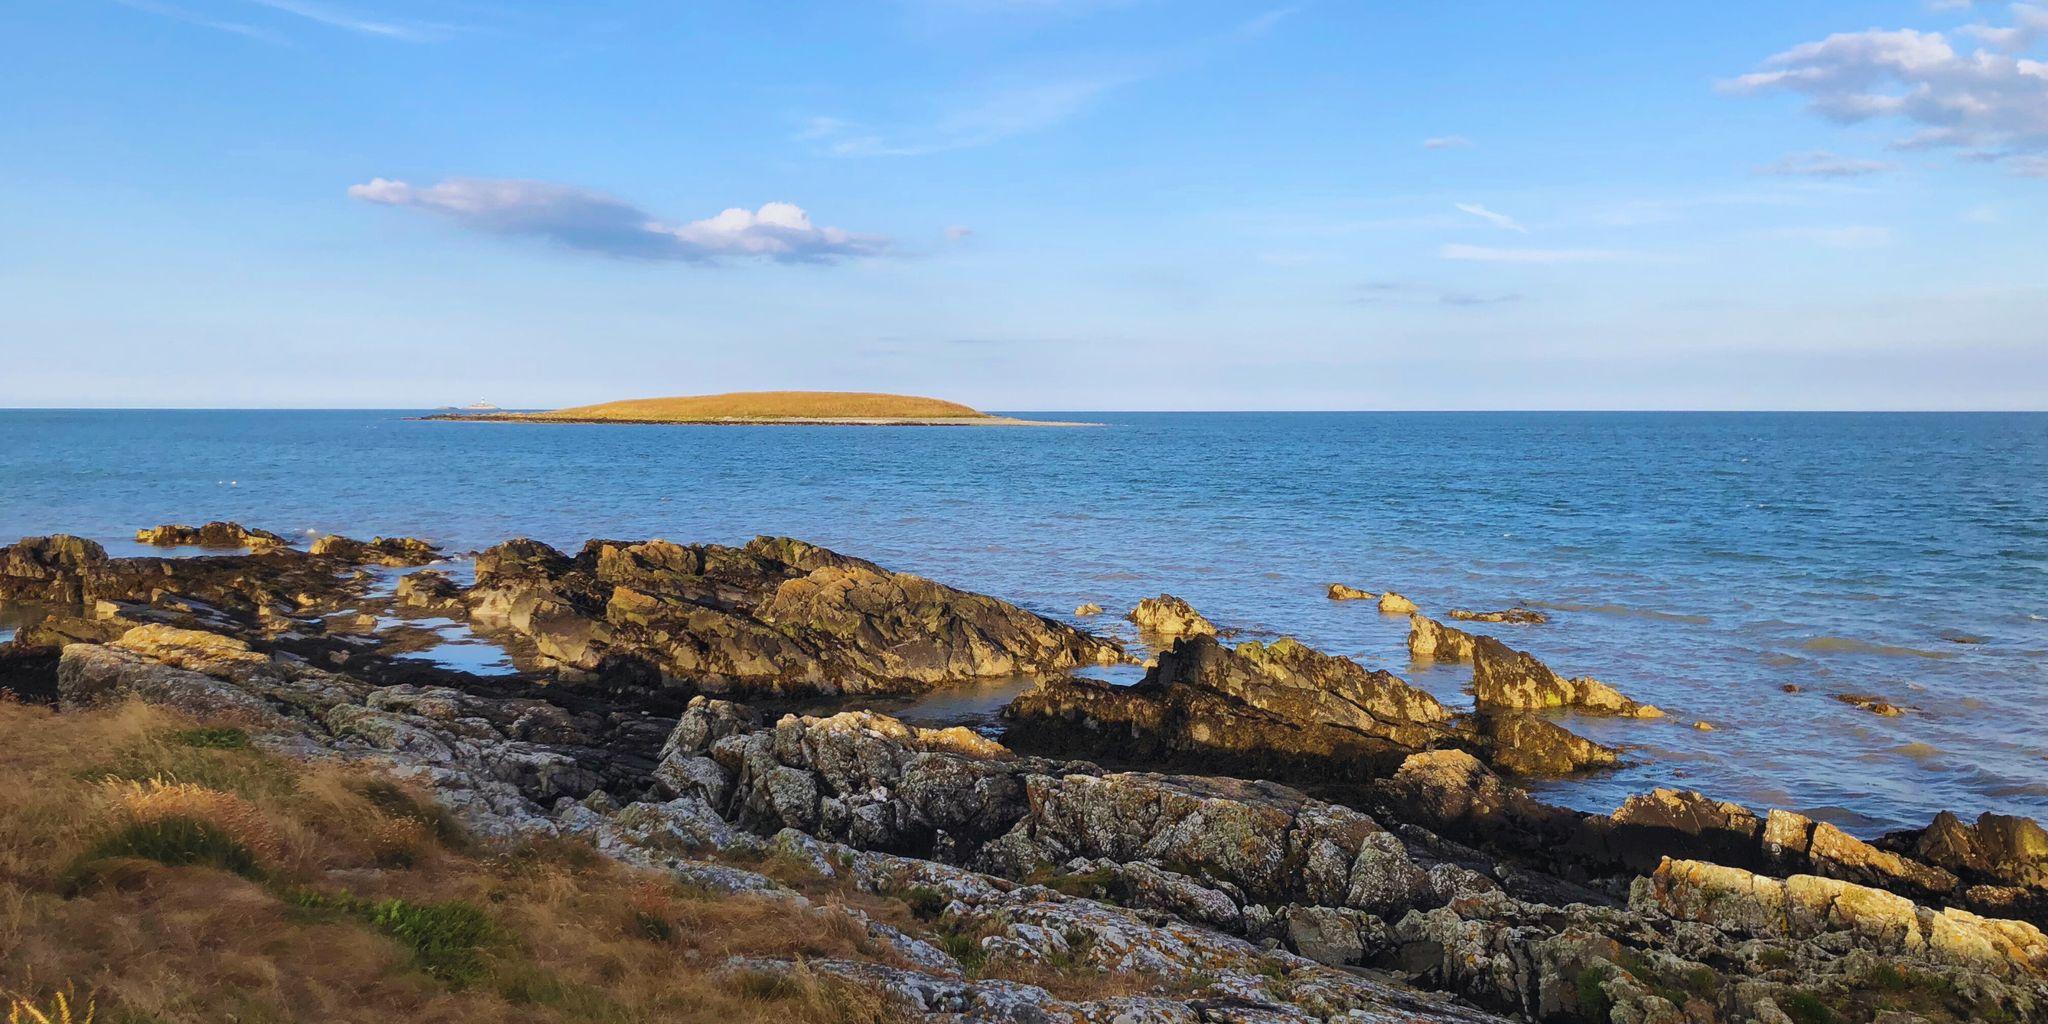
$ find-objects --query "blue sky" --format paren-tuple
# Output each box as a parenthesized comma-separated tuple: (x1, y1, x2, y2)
(3, 1, 2045, 410)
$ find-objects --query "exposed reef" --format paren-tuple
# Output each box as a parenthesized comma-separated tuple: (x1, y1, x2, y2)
(464, 535, 1126, 697)
(1127, 594, 1218, 640)
(1, 528, 2042, 1023)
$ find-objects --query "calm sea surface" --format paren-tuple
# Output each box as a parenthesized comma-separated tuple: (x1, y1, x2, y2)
(2, 410, 2044, 833)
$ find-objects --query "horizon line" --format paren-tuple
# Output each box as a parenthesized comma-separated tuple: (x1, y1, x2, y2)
(2, 406, 2044, 415)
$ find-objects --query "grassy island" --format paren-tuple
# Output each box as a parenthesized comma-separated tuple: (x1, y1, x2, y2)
(430, 391, 1094, 427)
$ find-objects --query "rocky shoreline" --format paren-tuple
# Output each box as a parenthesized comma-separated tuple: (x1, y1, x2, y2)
(1, 525, 2043, 1023)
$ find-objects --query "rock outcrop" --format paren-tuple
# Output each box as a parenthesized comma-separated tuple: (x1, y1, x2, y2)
(9, 529, 2046, 1024)
(1470, 635, 1662, 718)
(1006, 635, 1460, 779)
(1449, 607, 1548, 624)
(1007, 632, 1628, 779)
(136, 521, 290, 550)
(1408, 614, 1479, 662)
(466, 536, 1125, 697)
(1378, 591, 1419, 615)
(1326, 583, 1374, 601)
(310, 534, 442, 566)
(1126, 594, 1216, 638)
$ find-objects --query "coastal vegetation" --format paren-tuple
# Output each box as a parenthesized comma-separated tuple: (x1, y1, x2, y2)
(481, 391, 993, 424)
(0, 700, 911, 1024)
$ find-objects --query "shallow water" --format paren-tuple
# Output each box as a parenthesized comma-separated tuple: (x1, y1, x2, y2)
(2, 409, 2043, 832)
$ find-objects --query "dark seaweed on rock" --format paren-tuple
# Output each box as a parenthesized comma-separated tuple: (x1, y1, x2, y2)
(466, 535, 1127, 697)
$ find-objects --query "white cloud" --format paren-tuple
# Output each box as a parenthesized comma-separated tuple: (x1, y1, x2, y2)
(1769, 225, 1895, 248)
(348, 178, 889, 263)
(1453, 202, 1528, 232)
(1758, 149, 1897, 177)
(1724, 7, 2048, 175)
(1422, 135, 1474, 150)
(1439, 244, 1629, 264)
(944, 225, 975, 241)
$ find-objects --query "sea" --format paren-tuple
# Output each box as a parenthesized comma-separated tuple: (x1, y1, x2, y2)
(2, 409, 2043, 835)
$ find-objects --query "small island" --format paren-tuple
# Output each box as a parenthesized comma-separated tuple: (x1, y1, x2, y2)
(427, 390, 1096, 427)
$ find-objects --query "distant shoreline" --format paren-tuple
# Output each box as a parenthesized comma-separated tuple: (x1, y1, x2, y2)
(419, 413, 1103, 428)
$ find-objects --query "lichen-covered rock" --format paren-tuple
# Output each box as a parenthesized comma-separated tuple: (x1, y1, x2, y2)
(1475, 711, 1618, 776)
(136, 521, 289, 550)
(1470, 635, 1661, 718)
(1407, 615, 1479, 663)
(1127, 594, 1217, 638)
(1645, 858, 2048, 976)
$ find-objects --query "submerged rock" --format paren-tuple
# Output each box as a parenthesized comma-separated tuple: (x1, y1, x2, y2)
(1326, 583, 1374, 601)
(1470, 635, 1662, 718)
(136, 521, 290, 550)
(1126, 594, 1217, 638)
(310, 534, 442, 566)
(1834, 692, 1908, 716)
(1448, 607, 1548, 625)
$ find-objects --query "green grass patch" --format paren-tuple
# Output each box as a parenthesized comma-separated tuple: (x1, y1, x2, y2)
(171, 726, 250, 749)
(287, 889, 496, 985)
(1575, 963, 1614, 1023)
(1781, 991, 1836, 1024)
(69, 814, 262, 886)
(492, 961, 634, 1022)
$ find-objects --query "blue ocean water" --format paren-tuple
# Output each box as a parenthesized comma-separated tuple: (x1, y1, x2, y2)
(2, 410, 2043, 832)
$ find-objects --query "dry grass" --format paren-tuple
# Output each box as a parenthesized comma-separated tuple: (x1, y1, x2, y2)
(524, 391, 989, 422)
(0, 699, 912, 1024)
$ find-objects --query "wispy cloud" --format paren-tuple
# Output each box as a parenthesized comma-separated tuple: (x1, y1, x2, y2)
(1439, 244, 1629, 264)
(801, 74, 1135, 156)
(1758, 149, 1897, 178)
(1422, 135, 1473, 150)
(246, 0, 451, 40)
(1723, 6, 2048, 176)
(1768, 225, 1895, 248)
(109, 0, 281, 41)
(108, 0, 457, 41)
(1355, 280, 1523, 307)
(348, 178, 890, 264)
(803, 6, 1290, 157)
(1453, 202, 1528, 233)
